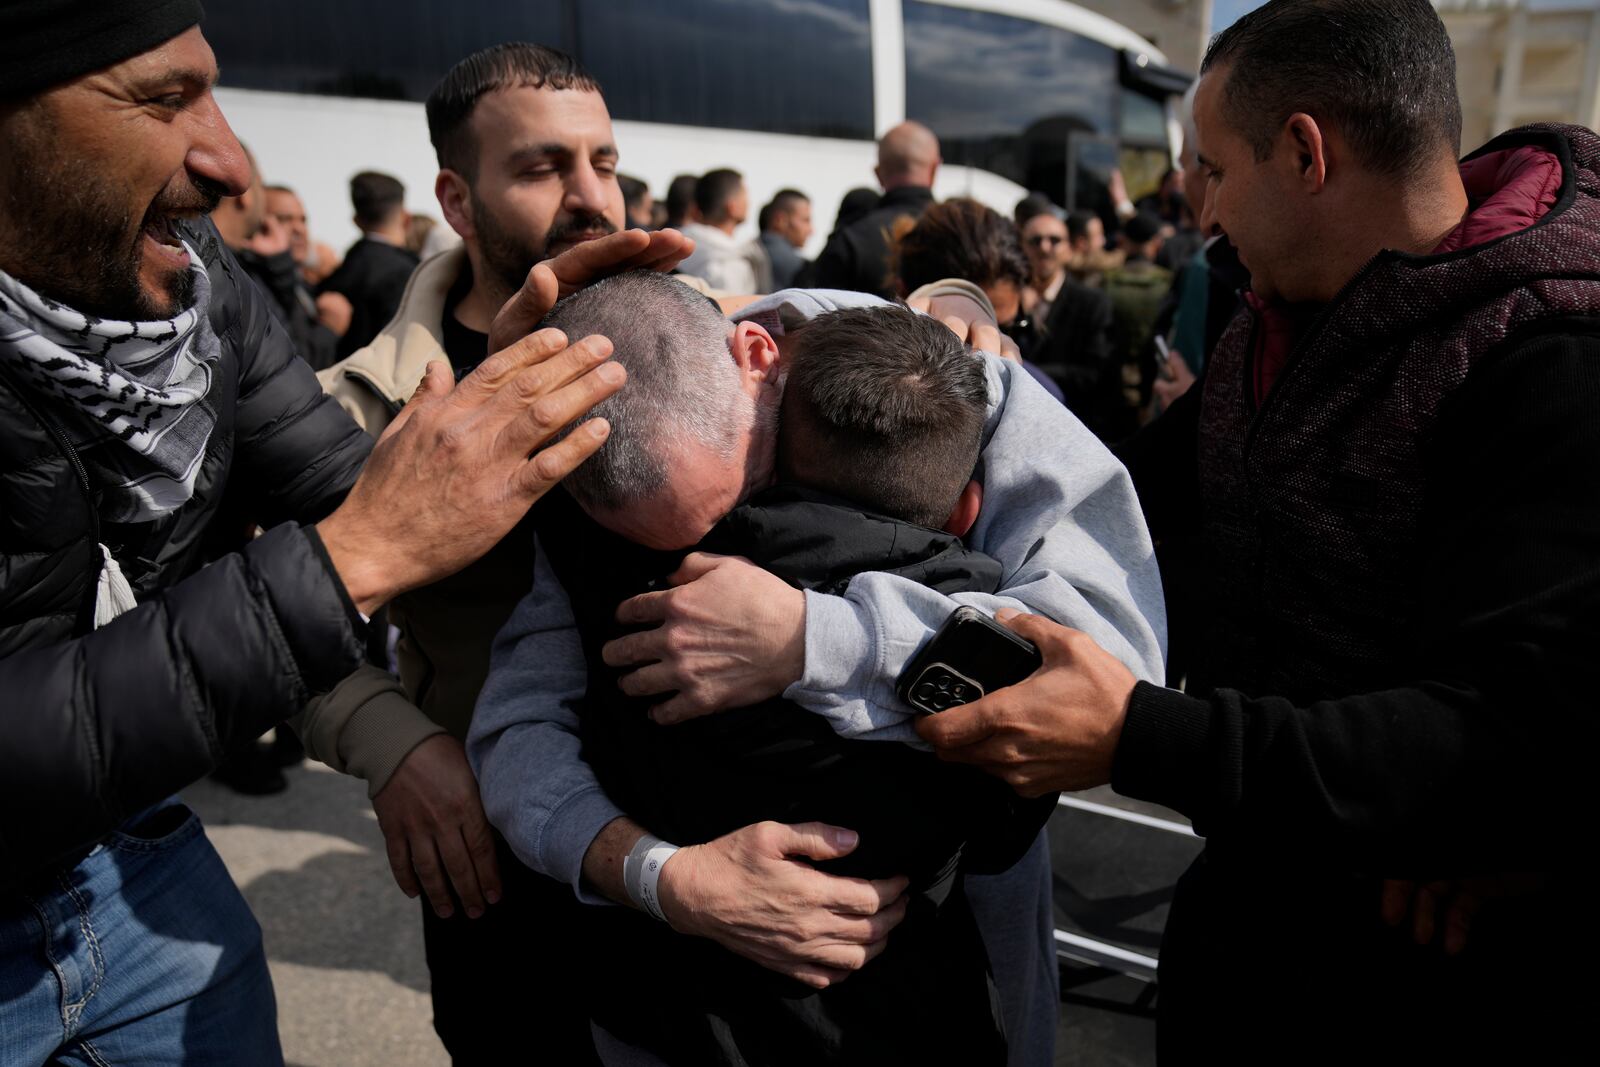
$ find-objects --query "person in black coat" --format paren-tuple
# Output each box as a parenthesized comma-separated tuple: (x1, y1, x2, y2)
(318, 170, 421, 359)
(0, 10, 636, 1059)
(809, 122, 940, 298)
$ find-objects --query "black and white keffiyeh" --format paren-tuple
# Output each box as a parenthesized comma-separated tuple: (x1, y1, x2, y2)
(0, 242, 220, 524)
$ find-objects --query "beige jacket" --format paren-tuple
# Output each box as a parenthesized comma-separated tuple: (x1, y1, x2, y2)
(293, 247, 493, 796)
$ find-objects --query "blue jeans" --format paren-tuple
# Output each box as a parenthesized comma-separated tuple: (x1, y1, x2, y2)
(0, 802, 282, 1066)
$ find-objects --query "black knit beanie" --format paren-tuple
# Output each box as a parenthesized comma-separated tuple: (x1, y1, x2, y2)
(0, 0, 205, 100)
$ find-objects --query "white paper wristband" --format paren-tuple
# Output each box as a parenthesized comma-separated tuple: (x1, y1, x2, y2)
(623, 834, 680, 922)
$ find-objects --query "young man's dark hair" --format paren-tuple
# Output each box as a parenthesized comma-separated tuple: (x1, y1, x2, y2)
(349, 170, 405, 230)
(664, 173, 699, 228)
(617, 173, 649, 214)
(758, 188, 808, 233)
(425, 42, 600, 179)
(779, 306, 986, 529)
(1202, 0, 1461, 178)
(1013, 191, 1055, 229)
(1064, 209, 1098, 244)
(892, 197, 1029, 295)
(694, 168, 744, 225)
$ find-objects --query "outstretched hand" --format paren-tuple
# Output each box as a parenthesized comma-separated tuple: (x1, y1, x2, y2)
(915, 609, 1136, 796)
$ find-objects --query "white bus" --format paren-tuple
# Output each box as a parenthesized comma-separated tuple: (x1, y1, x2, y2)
(205, 0, 1190, 257)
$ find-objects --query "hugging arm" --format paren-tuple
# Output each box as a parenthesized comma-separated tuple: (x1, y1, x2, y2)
(607, 355, 1168, 741)
(467, 539, 909, 988)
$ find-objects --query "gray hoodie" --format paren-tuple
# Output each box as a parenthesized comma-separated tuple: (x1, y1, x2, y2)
(467, 290, 1167, 897)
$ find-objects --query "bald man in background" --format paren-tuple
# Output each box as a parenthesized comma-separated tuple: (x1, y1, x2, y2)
(809, 121, 941, 298)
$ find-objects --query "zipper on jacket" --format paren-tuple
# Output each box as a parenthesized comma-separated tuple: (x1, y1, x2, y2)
(343, 369, 405, 418)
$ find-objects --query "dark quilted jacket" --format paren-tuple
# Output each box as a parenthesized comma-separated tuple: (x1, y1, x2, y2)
(1, 219, 372, 882)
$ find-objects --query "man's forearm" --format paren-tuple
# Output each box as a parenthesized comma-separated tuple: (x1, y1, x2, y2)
(582, 815, 651, 907)
(468, 538, 633, 900)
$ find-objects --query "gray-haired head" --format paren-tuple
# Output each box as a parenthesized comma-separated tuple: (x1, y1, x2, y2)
(540, 271, 749, 517)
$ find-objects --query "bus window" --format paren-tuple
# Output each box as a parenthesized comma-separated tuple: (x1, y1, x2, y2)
(578, 0, 874, 140)
(202, 0, 569, 101)
(203, 0, 873, 143)
(903, 0, 1119, 206)
(1119, 88, 1172, 202)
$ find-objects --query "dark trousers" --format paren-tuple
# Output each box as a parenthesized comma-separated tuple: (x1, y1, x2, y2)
(419, 845, 600, 1066)
(1156, 851, 1588, 1064)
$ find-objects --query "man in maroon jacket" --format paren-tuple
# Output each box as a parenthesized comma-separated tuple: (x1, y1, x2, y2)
(917, 0, 1600, 1058)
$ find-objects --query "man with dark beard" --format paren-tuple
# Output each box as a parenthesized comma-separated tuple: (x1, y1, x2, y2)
(302, 43, 648, 1064)
(0, 8, 637, 1065)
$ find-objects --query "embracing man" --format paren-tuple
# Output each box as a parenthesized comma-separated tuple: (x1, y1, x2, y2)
(304, 40, 1164, 1067)
(470, 275, 1168, 1065)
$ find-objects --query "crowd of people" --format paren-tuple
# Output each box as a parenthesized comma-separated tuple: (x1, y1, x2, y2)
(1, 0, 1594, 1065)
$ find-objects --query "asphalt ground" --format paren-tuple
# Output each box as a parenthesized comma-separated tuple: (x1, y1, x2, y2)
(185, 760, 1168, 1066)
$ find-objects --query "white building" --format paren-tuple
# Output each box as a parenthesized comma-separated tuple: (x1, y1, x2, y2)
(1434, 0, 1600, 150)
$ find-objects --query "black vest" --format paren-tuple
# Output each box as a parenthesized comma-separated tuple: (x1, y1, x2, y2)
(1194, 125, 1600, 704)
(533, 484, 1038, 1066)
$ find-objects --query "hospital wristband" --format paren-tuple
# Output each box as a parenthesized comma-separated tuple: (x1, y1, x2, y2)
(623, 833, 680, 922)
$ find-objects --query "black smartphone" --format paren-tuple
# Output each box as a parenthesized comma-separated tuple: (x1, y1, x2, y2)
(895, 606, 1043, 714)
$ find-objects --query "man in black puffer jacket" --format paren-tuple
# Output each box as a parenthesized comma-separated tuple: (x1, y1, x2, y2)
(0, 6, 638, 1062)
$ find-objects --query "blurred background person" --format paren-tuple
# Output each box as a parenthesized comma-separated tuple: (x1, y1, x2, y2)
(264, 183, 341, 286)
(1012, 191, 1055, 230)
(265, 182, 352, 337)
(211, 147, 339, 374)
(663, 172, 700, 230)
(1101, 212, 1170, 441)
(1155, 193, 1204, 272)
(891, 197, 1064, 404)
(618, 173, 654, 229)
(1064, 208, 1123, 288)
(1018, 205, 1070, 323)
(811, 121, 939, 298)
(678, 167, 766, 292)
(832, 186, 881, 236)
(405, 212, 459, 259)
(1136, 166, 1185, 227)
(318, 170, 419, 359)
(757, 188, 812, 290)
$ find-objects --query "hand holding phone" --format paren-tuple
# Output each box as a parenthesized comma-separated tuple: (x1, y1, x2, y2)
(896, 606, 1043, 714)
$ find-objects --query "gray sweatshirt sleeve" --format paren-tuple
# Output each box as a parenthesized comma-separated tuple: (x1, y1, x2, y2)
(466, 537, 623, 903)
(784, 354, 1168, 743)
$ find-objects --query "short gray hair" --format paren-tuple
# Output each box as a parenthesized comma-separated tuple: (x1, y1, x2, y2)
(540, 271, 747, 511)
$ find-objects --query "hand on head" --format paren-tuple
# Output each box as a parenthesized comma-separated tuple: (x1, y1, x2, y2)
(487, 228, 694, 355)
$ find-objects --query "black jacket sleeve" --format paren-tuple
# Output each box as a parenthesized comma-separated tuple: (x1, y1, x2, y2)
(0, 523, 367, 880)
(228, 242, 372, 526)
(806, 230, 858, 293)
(1111, 326, 1600, 878)
(0, 237, 372, 881)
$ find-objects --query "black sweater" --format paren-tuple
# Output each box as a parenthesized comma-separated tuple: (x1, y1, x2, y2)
(1119, 323, 1600, 871)
(533, 485, 1052, 1067)
(1116, 322, 1600, 1057)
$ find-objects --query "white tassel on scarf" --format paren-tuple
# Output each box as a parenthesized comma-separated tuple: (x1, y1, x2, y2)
(94, 543, 137, 628)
